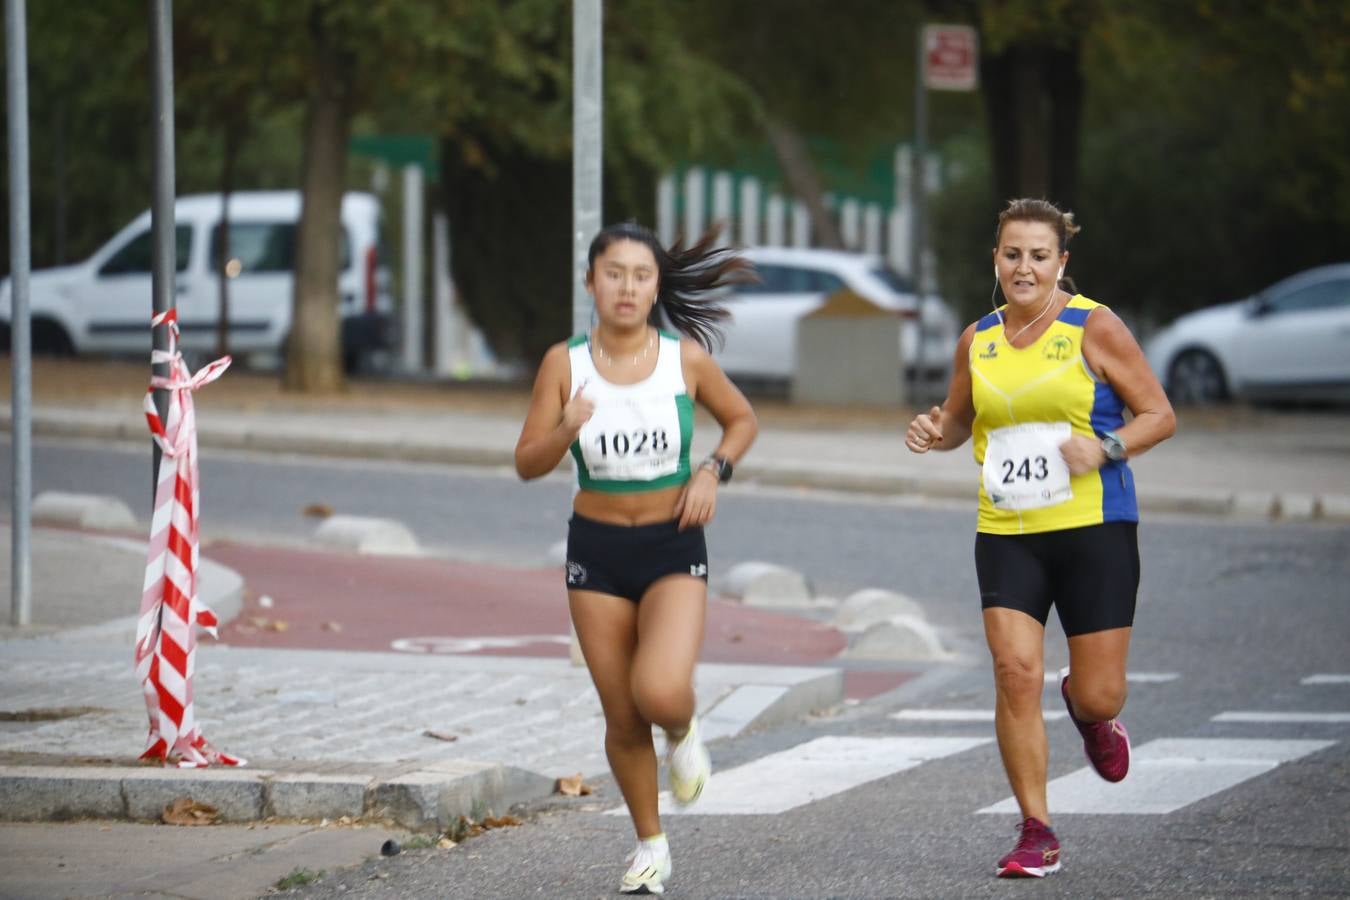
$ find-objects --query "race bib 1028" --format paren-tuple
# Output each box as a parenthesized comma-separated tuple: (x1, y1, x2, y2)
(578, 395, 682, 481)
(982, 422, 1073, 511)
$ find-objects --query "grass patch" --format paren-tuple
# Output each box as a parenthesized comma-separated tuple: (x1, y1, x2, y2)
(275, 868, 323, 890)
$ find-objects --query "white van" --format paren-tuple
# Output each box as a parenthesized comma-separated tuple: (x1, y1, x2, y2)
(0, 190, 394, 370)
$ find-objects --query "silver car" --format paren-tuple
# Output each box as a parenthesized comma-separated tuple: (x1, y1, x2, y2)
(1144, 263, 1350, 405)
(716, 246, 959, 384)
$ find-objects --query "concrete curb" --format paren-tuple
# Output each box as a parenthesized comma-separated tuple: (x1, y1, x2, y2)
(699, 665, 844, 742)
(0, 760, 557, 832)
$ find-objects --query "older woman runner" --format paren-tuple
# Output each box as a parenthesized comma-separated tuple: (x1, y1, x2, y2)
(906, 198, 1175, 877)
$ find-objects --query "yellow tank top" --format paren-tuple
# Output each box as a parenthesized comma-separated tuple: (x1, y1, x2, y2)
(969, 295, 1138, 535)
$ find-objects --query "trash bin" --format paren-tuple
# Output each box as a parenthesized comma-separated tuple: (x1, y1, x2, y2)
(791, 288, 905, 406)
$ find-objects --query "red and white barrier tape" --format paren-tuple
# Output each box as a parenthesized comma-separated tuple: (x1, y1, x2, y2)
(134, 309, 244, 767)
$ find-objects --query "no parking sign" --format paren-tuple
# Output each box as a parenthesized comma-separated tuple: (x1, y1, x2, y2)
(923, 25, 979, 92)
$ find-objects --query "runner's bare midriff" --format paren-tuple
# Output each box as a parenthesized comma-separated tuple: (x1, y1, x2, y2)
(573, 485, 686, 526)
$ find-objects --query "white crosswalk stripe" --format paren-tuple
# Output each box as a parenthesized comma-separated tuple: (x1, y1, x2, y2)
(1041, 671, 1179, 684)
(1212, 712, 1350, 724)
(605, 736, 991, 817)
(1301, 674, 1350, 685)
(979, 738, 1335, 815)
(891, 709, 1068, 722)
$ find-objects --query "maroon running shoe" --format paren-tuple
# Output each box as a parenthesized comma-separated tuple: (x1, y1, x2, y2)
(996, 817, 1062, 878)
(1061, 671, 1131, 783)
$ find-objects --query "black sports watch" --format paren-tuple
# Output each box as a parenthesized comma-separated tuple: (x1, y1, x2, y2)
(1100, 431, 1127, 463)
(701, 455, 734, 484)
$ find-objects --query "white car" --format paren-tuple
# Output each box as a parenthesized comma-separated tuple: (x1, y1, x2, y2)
(0, 190, 394, 371)
(716, 246, 959, 383)
(1144, 263, 1350, 404)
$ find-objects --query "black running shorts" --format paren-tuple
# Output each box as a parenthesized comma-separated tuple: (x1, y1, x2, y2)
(565, 514, 709, 602)
(974, 522, 1139, 637)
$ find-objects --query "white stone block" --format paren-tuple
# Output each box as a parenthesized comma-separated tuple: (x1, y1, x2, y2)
(1318, 494, 1350, 522)
(842, 615, 950, 662)
(1231, 492, 1278, 519)
(1276, 494, 1319, 521)
(33, 491, 136, 531)
(833, 588, 925, 632)
(314, 515, 420, 556)
(721, 561, 813, 607)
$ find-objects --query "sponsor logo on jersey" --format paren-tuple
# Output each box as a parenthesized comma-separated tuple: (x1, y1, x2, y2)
(1043, 335, 1075, 361)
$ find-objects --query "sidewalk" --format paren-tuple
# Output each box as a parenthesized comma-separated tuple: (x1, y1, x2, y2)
(1, 359, 1348, 897)
(4, 358, 1348, 519)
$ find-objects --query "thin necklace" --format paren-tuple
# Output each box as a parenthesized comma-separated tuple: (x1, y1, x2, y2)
(1001, 290, 1059, 346)
(592, 328, 654, 366)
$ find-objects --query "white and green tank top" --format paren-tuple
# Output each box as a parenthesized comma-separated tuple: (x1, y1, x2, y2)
(567, 330, 695, 493)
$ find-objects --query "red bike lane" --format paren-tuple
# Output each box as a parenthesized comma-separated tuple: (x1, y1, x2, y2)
(203, 541, 914, 699)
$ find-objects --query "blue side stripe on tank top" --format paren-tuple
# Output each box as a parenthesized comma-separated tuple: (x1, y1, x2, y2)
(1057, 307, 1091, 327)
(1091, 380, 1137, 522)
(977, 311, 1002, 331)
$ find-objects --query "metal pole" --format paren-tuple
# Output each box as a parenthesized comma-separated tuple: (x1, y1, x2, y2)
(910, 25, 929, 398)
(149, 0, 175, 484)
(401, 164, 424, 373)
(572, 0, 602, 338)
(6, 0, 32, 627)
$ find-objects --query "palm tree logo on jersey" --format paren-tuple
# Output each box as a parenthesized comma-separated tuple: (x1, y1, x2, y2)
(1043, 336, 1074, 361)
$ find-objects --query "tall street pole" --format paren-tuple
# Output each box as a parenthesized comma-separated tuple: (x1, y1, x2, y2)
(6, 0, 32, 626)
(149, 0, 176, 484)
(572, 0, 602, 338)
(910, 24, 928, 401)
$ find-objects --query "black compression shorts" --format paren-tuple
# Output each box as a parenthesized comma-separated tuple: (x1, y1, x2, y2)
(565, 514, 708, 603)
(974, 522, 1139, 637)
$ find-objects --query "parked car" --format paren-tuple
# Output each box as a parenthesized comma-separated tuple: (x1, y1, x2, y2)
(716, 246, 960, 384)
(0, 190, 394, 371)
(1144, 263, 1350, 405)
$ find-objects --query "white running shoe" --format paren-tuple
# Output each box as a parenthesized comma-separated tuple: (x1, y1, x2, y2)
(667, 717, 710, 806)
(620, 835, 672, 895)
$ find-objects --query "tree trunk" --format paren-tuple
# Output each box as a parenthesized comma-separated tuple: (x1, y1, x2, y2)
(53, 99, 68, 265)
(1046, 43, 1083, 213)
(764, 120, 844, 249)
(285, 4, 351, 393)
(980, 38, 1083, 212)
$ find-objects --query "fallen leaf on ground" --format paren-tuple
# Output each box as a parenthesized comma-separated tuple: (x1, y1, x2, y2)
(422, 730, 459, 742)
(303, 503, 334, 518)
(482, 815, 522, 829)
(437, 838, 458, 849)
(162, 797, 220, 826)
(321, 621, 343, 632)
(265, 620, 289, 632)
(556, 773, 594, 796)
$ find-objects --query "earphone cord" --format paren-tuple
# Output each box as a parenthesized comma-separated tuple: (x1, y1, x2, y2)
(999, 289, 1058, 345)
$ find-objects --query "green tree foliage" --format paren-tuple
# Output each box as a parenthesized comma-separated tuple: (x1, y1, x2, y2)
(931, 0, 1350, 328)
(1072, 1, 1350, 323)
(432, 0, 760, 365)
(6, 0, 1346, 367)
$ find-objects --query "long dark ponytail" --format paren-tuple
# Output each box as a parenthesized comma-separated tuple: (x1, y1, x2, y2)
(587, 221, 754, 351)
